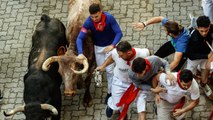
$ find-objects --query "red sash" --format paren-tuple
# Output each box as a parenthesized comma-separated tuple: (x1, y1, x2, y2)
(173, 97, 186, 112)
(116, 83, 140, 120)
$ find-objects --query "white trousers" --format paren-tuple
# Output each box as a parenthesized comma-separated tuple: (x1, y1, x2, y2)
(135, 90, 154, 113)
(157, 98, 187, 120)
(157, 99, 177, 120)
(94, 45, 114, 94)
(202, 0, 213, 22)
(185, 58, 207, 74)
(108, 78, 131, 111)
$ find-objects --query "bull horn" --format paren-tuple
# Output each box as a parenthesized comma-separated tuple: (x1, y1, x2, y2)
(42, 56, 61, 71)
(71, 59, 89, 74)
(4, 105, 25, 116)
(40, 104, 58, 115)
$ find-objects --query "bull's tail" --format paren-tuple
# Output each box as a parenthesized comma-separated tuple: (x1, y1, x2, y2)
(41, 14, 50, 23)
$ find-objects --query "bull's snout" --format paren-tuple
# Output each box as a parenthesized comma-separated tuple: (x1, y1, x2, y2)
(64, 90, 76, 97)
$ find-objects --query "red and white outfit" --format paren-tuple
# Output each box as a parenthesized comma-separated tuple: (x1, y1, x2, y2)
(107, 48, 150, 111)
(157, 73, 200, 120)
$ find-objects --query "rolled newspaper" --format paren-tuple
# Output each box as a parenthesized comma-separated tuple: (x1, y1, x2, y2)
(205, 41, 213, 69)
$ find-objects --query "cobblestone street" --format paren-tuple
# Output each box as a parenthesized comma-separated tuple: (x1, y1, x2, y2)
(0, 0, 212, 120)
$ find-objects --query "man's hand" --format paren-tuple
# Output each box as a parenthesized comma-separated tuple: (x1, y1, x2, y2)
(132, 22, 145, 31)
(173, 109, 185, 117)
(103, 45, 114, 53)
(151, 86, 166, 93)
(166, 73, 176, 85)
(76, 54, 87, 64)
(96, 65, 105, 72)
(155, 94, 161, 104)
(208, 52, 213, 59)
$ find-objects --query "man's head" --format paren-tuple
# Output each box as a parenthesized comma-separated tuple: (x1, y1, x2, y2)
(179, 69, 193, 90)
(89, 3, 102, 22)
(131, 57, 146, 77)
(196, 16, 211, 37)
(164, 21, 182, 38)
(116, 41, 133, 60)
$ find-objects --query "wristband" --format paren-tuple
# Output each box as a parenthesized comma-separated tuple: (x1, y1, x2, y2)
(142, 22, 146, 27)
(111, 44, 116, 48)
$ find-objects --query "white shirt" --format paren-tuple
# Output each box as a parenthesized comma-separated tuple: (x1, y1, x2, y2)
(159, 73, 200, 104)
(111, 48, 150, 83)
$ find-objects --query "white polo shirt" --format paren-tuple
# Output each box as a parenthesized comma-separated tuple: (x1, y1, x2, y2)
(159, 73, 200, 104)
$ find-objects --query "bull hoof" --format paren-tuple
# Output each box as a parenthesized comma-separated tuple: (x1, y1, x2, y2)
(83, 94, 93, 107)
(83, 100, 93, 107)
(77, 82, 83, 89)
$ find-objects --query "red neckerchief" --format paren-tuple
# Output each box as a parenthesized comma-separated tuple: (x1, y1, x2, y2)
(92, 12, 106, 31)
(144, 59, 151, 73)
(116, 83, 140, 120)
(177, 71, 184, 89)
(173, 71, 186, 112)
(126, 48, 136, 66)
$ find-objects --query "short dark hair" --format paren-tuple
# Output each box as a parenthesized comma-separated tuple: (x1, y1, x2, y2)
(116, 41, 132, 52)
(180, 69, 193, 83)
(89, 3, 101, 14)
(164, 21, 183, 36)
(132, 57, 146, 73)
(196, 16, 210, 28)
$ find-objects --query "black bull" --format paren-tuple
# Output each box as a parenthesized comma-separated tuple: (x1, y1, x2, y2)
(4, 14, 68, 120)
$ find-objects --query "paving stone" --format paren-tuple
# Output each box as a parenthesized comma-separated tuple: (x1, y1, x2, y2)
(192, 112, 201, 120)
(72, 110, 86, 116)
(79, 116, 93, 120)
(5, 5, 12, 14)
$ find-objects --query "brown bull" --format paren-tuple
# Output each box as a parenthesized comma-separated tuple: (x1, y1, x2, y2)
(42, 0, 100, 107)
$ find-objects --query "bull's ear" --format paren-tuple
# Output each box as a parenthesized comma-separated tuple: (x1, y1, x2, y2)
(41, 14, 50, 22)
(57, 46, 66, 56)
